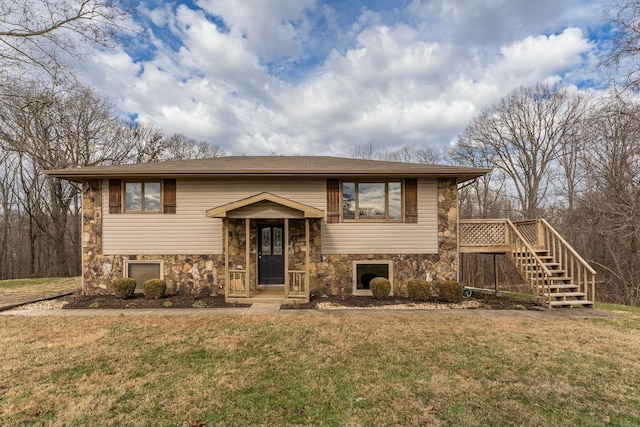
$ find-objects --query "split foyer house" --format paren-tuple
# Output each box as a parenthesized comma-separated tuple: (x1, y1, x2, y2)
(46, 155, 596, 307)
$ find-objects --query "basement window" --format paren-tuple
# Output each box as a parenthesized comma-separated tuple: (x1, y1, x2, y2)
(352, 260, 393, 296)
(125, 260, 163, 292)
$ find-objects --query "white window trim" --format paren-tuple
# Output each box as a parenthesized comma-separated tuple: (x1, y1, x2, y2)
(124, 259, 164, 291)
(352, 260, 393, 296)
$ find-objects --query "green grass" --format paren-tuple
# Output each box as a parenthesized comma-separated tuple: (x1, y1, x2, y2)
(1, 312, 640, 426)
(0, 277, 66, 289)
(596, 302, 640, 316)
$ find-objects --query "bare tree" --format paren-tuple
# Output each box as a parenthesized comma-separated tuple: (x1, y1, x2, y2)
(0, 82, 137, 276)
(578, 97, 640, 305)
(602, 0, 640, 91)
(449, 139, 509, 219)
(348, 142, 378, 160)
(0, 0, 130, 80)
(164, 133, 226, 161)
(457, 84, 587, 219)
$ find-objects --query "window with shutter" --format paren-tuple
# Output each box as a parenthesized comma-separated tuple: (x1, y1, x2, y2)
(163, 179, 176, 214)
(108, 179, 176, 214)
(326, 178, 340, 223)
(109, 180, 122, 214)
(404, 178, 418, 223)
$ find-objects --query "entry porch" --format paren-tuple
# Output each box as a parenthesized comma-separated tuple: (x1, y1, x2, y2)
(206, 192, 323, 304)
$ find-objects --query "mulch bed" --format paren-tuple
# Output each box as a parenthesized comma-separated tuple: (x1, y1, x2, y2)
(61, 290, 539, 310)
(62, 293, 250, 309)
(282, 291, 539, 310)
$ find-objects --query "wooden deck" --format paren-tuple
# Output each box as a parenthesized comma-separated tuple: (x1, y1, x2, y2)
(459, 219, 596, 308)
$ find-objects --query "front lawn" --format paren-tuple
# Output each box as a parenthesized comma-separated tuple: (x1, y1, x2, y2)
(1, 309, 639, 426)
(0, 277, 80, 307)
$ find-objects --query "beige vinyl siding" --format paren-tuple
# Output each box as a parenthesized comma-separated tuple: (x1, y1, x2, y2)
(321, 179, 438, 254)
(102, 177, 438, 255)
(102, 178, 326, 255)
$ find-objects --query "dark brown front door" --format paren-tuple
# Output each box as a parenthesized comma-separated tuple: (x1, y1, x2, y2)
(258, 223, 284, 285)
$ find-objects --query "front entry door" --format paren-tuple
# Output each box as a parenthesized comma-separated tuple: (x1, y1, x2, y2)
(258, 223, 285, 285)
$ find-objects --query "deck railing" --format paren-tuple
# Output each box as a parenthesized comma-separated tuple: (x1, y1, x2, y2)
(286, 270, 307, 298)
(534, 219, 597, 304)
(228, 269, 249, 298)
(504, 219, 554, 306)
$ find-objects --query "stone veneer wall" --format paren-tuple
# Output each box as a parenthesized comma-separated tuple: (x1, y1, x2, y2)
(310, 177, 458, 297)
(82, 180, 224, 295)
(81, 177, 458, 297)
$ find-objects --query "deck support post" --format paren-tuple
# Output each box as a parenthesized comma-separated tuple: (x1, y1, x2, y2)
(494, 254, 500, 296)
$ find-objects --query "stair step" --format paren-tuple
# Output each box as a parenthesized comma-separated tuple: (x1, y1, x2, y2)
(538, 284, 578, 290)
(549, 300, 594, 308)
(542, 292, 587, 298)
(546, 276, 572, 282)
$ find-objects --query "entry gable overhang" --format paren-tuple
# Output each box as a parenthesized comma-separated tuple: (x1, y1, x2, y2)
(206, 192, 324, 219)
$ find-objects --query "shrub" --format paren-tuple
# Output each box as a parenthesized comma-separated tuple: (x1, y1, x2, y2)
(192, 300, 208, 308)
(369, 277, 391, 299)
(143, 279, 166, 299)
(112, 278, 136, 299)
(407, 279, 431, 301)
(439, 280, 463, 303)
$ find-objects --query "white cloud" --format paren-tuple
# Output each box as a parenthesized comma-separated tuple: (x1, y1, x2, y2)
(196, 0, 316, 61)
(81, 0, 606, 157)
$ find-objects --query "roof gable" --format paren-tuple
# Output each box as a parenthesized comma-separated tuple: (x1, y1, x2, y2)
(206, 192, 324, 219)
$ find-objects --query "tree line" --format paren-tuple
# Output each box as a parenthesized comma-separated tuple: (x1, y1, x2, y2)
(0, 81, 224, 279)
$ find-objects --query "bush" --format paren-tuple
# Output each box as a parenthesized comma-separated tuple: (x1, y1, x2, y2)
(439, 280, 463, 303)
(407, 279, 431, 301)
(369, 277, 391, 299)
(143, 279, 166, 299)
(112, 278, 136, 299)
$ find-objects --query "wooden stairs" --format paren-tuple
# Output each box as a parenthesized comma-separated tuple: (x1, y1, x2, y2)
(517, 249, 593, 308)
(460, 218, 597, 309)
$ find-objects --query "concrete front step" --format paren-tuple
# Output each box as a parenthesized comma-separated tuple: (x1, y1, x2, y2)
(226, 297, 308, 305)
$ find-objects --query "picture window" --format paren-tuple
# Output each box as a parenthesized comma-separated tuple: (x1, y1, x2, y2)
(342, 181, 402, 221)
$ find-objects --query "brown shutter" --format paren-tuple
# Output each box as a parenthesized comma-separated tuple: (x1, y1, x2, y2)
(404, 178, 417, 223)
(163, 179, 176, 214)
(109, 180, 122, 214)
(326, 178, 340, 223)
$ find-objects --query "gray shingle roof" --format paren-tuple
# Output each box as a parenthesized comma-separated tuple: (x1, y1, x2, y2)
(45, 155, 490, 182)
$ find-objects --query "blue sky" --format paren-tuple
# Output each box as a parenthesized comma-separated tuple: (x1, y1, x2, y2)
(82, 0, 612, 157)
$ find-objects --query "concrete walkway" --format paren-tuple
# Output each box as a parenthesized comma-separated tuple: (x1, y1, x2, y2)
(0, 305, 625, 318)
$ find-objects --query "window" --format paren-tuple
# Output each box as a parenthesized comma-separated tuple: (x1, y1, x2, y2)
(109, 179, 176, 214)
(125, 182, 161, 213)
(353, 261, 393, 296)
(126, 261, 163, 291)
(342, 181, 402, 221)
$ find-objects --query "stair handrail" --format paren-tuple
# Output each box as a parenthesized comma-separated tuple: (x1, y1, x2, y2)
(538, 218, 596, 303)
(538, 219, 596, 275)
(504, 219, 553, 307)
